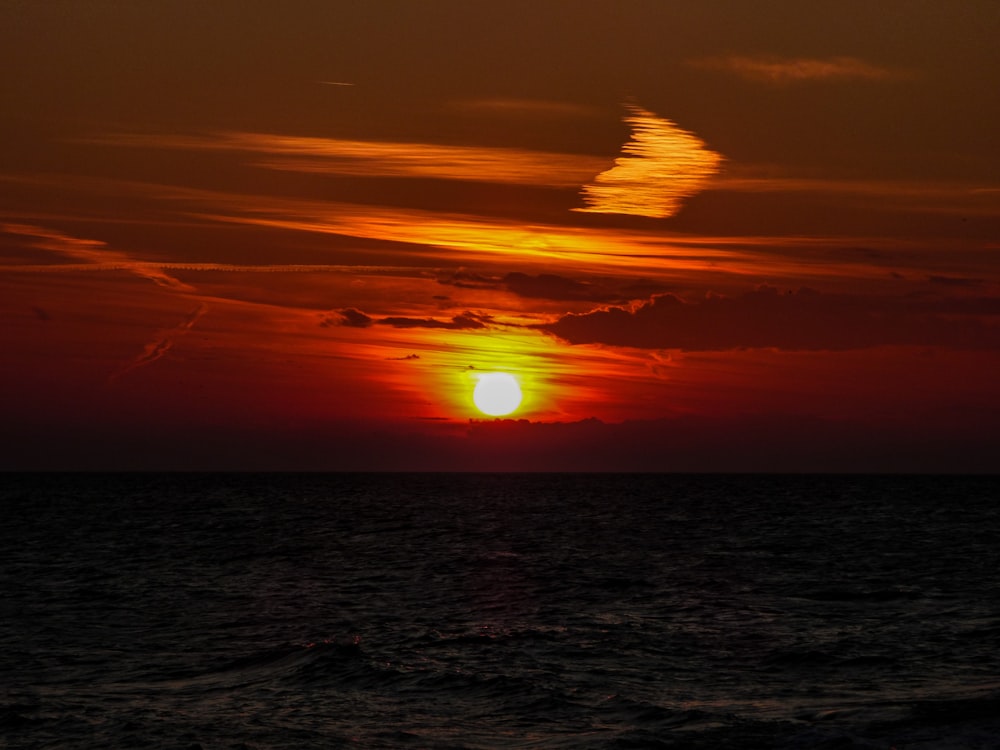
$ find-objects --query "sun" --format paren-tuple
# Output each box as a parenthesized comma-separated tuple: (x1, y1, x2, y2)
(473, 372, 522, 417)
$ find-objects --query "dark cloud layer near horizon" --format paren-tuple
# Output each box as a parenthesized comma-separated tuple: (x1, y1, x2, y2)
(543, 286, 1000, 352)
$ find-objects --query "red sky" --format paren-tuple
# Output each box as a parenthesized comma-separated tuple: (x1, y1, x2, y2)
(2, 1, 999, 471)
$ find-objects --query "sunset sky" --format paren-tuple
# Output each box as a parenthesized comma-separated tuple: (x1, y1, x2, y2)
(2, 1, 998, 471)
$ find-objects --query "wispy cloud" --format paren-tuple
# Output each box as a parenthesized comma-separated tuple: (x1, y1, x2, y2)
(689, 55, 903, 84)
(81, 131, 606, 189)
(574, 105, 723, 219)
(109, 304, 207, 381)
(8, 175, 989, 294)
(188, 189, 975, 286)
(2, 223, 194, 291)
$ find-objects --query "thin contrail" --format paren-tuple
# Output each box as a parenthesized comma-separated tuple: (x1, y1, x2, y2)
(108, 304, 207, 383)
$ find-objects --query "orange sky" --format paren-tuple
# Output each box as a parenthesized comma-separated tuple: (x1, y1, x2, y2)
(2, 1, 998, 471)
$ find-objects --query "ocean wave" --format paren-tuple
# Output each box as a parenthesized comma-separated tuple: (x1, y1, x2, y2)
(4, 472, 1000, 749)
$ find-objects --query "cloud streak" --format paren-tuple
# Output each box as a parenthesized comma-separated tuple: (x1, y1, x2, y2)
(109, 304, 207, 381)
(7, 174, 992, 305)
(2, 223, 194, 292)
(83, 131, 606, 189)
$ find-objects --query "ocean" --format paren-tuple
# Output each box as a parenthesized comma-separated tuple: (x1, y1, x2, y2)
(2, 473, 999, 749)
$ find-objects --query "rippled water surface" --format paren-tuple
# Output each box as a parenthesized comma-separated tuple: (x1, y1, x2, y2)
(2, 473, 999, 748)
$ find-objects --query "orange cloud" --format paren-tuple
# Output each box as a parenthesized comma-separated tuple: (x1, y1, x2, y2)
(192, 197, 778, 278)
(573, 105, 723, 219)
(8, 172, 989, 304)
(82, 131, 606, 189)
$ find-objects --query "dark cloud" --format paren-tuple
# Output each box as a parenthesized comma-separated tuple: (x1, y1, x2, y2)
(31, 306, 51, 321)
(380, 311, 492, 330)
(323, 307, 494, 331)
(387, 353, 421, 360)
(542, 286, 1000, 351)
(333, 308, 374, 328)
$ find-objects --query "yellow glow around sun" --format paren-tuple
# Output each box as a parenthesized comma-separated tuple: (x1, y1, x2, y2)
(473, 372, 522, 416)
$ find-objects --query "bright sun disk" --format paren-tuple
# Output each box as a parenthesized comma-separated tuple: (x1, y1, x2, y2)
(473, 372, 522, 416)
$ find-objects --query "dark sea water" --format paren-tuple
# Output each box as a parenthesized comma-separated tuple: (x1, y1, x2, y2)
(2, 473, 999, 749)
